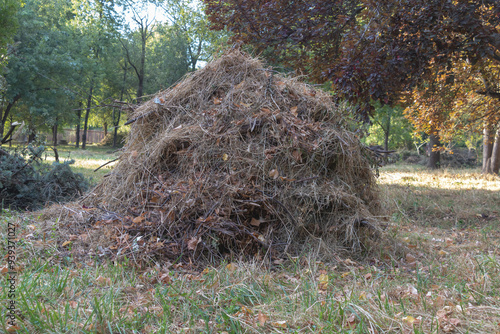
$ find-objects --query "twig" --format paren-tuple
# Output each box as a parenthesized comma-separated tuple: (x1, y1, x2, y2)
(292, 176, 319, 183)
(94, 157, 120, 172)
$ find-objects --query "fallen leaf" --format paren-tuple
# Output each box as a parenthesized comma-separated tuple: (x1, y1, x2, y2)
(61, 241, 72, 247)
(132, 216, 145, 224)
(344, 259, 357, 266)
(292, 150, 302, 162)
(406, 253, 416, 263)
(345, 314, 357, 329)
(222, 153, 229, 161)
(435, 295, 445, 307)
(159, 273, 172, 284)
(272, 320, 287, 328)
(408, 285, 418, 296)
(96, 276, 111, 286)
(437, 306, 453, 320)
(250, 218, 262, 227)
(187, 237, 201, 251)
(318, 273, 329, 291)
(226, 263, 238, 272)
(213, 97, 221, 105)
(258, 311, 268, 326)
(69, 301, 78, 309)
(1, 265, 9, 274)
(234, 81, 245, 89)
(341, 272, 350, 278)
(359, 291, 367, 300)
(290, 106, 298, 117)
(269, 169, 279, 179)
(402, 315, 417, 324)
(6, 324, 21, 332)
(364, 273, 373, 280)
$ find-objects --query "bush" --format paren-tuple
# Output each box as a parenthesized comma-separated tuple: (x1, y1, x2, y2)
(0, 145, 89, 210)
(99, 129, 128, 147)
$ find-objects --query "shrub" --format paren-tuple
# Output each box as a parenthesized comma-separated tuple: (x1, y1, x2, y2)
(0, 145, 89, 210)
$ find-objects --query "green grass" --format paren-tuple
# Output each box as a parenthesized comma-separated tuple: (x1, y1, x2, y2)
(3, 144, 121, 185)
(1, 157, 500, 333)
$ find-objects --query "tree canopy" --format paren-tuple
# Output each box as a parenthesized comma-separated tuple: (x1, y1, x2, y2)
(204, 0, 500, 118)
(1, 0, 227, 148)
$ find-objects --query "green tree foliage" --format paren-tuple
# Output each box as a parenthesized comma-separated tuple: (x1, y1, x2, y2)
(1, 0, 80, 138)
(365, 103, 414, 151)
(1, 0, 227, 150)
(0, 0, 22, 60)
(153, 0, 229, 69)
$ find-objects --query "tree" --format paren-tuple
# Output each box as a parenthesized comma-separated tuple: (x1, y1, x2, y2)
(154, 0, 229, 70)
(204, 0, 500, 172)
(1, 0, 81, 141)
(120, 2, 156, 103)
(366, 103, 413, 151)
(0, 0, 21, 60)
(73, 0, 120, 149)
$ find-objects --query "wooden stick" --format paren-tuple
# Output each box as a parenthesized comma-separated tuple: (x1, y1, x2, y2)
(94, 157, 120, 172)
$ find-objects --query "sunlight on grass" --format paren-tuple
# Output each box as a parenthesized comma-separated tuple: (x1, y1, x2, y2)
(379, 166, 500, 191)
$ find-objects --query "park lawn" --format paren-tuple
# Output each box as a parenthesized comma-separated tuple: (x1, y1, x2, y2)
(1, 157, 499, 333)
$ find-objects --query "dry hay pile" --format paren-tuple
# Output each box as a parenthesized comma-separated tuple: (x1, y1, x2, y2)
(57, 51, 382, 263)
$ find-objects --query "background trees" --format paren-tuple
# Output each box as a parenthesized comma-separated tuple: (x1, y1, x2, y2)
(3, 0, 500, 174)
(0, 0, 227, 149)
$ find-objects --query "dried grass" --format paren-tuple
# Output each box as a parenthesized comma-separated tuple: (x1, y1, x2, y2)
(46, 50, 382, 264)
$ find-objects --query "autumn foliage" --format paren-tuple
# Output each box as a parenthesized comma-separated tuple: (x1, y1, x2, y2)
(204, 0, 500, 116)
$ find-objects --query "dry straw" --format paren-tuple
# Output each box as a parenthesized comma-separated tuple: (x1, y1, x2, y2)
(53, 50, 382, 264)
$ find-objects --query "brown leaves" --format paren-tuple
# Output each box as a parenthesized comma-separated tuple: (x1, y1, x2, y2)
(268, 169, 279, 179)
(318, 273, 329, 291)
(187, 237, 201, 251)
(96, 276, 111, 286)
(257, 311, 268, 326)
(250, 218, 262, 227)
(437, 306, 462, 332)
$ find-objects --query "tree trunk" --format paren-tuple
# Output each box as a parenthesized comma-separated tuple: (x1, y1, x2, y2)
(75, 107, 81, 148)
(113, 62, 127, 148)
(52, 122, 58, 146)
(28, 127, 36, 143)
(137, 32, 146, 103)
(103, 122, 108, 136)
(427, 131, 441, 169)
(384, 110, 391, 152)
(482, 123, 494, 174)
(491, 128, 500, 174)
(82, 83, 94, 150)
(0, 94, 22, 139)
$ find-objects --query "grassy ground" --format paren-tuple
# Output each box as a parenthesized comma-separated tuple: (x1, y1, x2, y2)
(1, 155, 499, 333)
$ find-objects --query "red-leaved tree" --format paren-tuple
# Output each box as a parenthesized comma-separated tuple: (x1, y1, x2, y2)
(204, 0, 500, 172)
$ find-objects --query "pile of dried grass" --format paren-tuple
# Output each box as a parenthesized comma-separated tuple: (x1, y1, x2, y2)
(48, 51, 382, 264)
